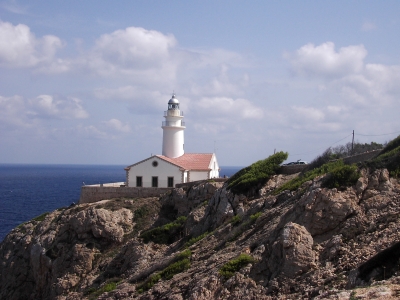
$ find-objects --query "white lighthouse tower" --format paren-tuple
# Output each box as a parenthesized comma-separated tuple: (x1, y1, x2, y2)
(162, 93, 185, 158)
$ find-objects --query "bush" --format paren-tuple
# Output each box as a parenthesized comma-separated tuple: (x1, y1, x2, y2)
(322, 164, 360, 189)
(160, 258, 190, 280)
(250, 212, 262, 222)
(366, 135, 400, 177)
(32, 212, 49, 222)
(88, 281, 118, 299)
(230, 215, 242, 226)
(185, 232, 208, 248)
(274, 160, 356, 194)
(219, 254, 255, 279)
(177, 249, 192, 260)
(304, 141, 384, 174)
(140, 216, 187, 244)
(137, 251, 191, 293)
(379, 135, 400, 156)
(227, 152, 288, 195)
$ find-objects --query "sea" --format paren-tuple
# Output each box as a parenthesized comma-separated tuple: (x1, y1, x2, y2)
(0, 164, 242, 242)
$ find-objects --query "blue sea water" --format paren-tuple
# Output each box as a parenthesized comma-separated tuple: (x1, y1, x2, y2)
(0, 164, 242, 242)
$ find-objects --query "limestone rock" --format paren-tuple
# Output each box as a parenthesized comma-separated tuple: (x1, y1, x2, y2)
(268, 222, 315, 278)
(296, 187, 358, 235)
(1, 169, 400, 300)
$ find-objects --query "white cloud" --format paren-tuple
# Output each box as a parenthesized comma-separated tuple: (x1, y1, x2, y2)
(362, 21, 376, 31)
(194, 97, 264, 120)
(0, 94, 88, 130)
(28, 95, 88, 119)
(286, 42, 367, 78)
(291, 106, 325, 121)
(85, 26, 177, 77)
(287, 42, 400, 111)
(1, 1, 30, 15)
(333, 63, 400, 106)
(0, 20, 63, 68)
(0, 95, 33, 129)
(103, 118, 131, 133)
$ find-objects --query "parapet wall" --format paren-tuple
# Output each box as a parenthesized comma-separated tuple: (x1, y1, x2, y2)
(342, 149, 381, 164)
(79, 186, 171, 204)
(175, 178, 228, 189)
(279, 165, 308, 175)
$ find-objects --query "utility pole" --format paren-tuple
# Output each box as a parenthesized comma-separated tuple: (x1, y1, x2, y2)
(352, 130, 355, 155)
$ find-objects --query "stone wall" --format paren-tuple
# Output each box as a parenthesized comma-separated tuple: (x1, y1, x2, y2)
(175, 178, 228, 189)
(279, 165, 308, 175)
(342, 149, 381, 164)
(79, 186, 171, 204)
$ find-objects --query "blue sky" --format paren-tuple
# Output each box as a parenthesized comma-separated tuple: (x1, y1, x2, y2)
(1, 1, 399, 166)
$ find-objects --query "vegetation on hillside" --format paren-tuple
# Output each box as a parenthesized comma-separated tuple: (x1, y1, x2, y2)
(305, 141, 383, 172)
(136, 250, 192, 293)
(219, 254, 255, 279)
(365, 134, 400, 177)
(274, 160, 359, 194)
(140, 216, 187, 244)
(227, 151, 288, 195)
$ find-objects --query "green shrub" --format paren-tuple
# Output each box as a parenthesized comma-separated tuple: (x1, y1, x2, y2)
(227, 151, 288, 195)
(177, 249, 192, 260)
(136, 273, 161, 294)
(32, 212, 49, 222)
(160, 258, 190, 280)
(134, 206, 149, 219)
(379, 135, 400, 156)
(137, 251, 191, 293)
(366, 135, 400, 177)
(250, 212, 262, 222)
(219, 254, 255, 279)
(274, 160, 352, 195)
(322, 164, 360, 189)
(88, 281, 118, 299)
(185, 232, 208, 248)
(230, 215, 242, 226)
(140, 216, 187, 244)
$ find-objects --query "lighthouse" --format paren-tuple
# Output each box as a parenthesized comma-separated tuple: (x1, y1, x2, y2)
(162, 94, 185, 158)
(124, 93, 219, 188)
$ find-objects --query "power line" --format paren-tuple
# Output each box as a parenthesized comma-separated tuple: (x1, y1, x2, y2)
(356, 130, 400, 137)
(287, 129, 399, 158)
(290, 133, 353, 156)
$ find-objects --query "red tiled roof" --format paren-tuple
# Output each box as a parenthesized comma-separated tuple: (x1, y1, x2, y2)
(157, 153, 213, 170)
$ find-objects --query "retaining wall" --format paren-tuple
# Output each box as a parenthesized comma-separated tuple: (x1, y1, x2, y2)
(175, 178, 228, 189)
(342, 149, 381, 164)
(79, 186, 171, 204)
(279, 165, 308, 175)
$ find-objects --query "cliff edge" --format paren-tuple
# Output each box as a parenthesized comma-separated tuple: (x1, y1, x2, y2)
(1, 168, 400, 299)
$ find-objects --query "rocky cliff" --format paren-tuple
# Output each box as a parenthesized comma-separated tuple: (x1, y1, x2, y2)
(1, 170, 400, 299)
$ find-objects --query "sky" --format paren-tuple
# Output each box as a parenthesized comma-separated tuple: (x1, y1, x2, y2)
(0, 1, 400, 166)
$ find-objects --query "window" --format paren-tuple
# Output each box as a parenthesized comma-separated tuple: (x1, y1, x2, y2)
(152, 176, 158, 187)
(152, 161, 158, 167)
(136, 176, 142, 187)
(168, 177, 174, 188)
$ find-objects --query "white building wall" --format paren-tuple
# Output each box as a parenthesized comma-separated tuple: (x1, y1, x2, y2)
(127, 157, 182, 188)
(209, 154, 220, 178)
(189, 171, 209, 181)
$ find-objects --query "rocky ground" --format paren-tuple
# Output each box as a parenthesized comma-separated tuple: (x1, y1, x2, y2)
(1, 169, 400, 299)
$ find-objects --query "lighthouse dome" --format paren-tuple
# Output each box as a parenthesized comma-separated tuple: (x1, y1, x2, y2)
(168, 94, 179, 104)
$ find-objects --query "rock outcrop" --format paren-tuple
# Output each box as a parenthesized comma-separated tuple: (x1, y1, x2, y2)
(1, 169, 400, 299)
